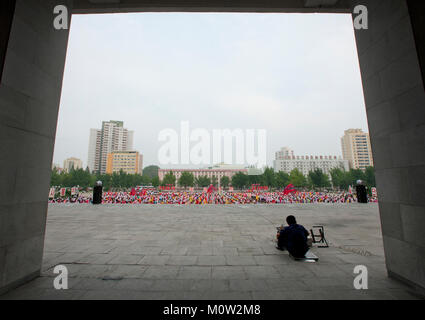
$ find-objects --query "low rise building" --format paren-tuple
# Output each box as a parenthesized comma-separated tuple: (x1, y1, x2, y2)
(158, 167, 248, 186)
(106, 151, 143, 175)
(273, 147, 349, 176)
(63, 157, 83, 172)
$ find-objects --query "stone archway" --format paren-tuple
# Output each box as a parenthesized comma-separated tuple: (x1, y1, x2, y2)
(0, 0, 424, 295)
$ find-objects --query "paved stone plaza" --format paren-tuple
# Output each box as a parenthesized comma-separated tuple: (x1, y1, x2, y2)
(1, 203, 421, 300)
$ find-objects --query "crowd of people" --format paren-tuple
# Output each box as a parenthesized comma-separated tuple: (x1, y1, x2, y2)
(48, 189, 378, 204)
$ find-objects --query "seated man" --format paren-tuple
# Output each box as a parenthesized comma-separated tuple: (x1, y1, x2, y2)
(277, 215, 309, 258)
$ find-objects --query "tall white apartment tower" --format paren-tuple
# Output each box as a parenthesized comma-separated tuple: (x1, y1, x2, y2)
(87, 121, 134, 174)
(87, 128, 101, 173)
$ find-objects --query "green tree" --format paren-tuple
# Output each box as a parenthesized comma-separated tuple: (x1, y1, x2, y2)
(220, 176, 230, 188)
(349, 169, 365, 186)
(61, 172, 73, 187)
(151, 176, 160, 187)
(111, 171, 122, 188)
(96, 173, 112, 190)
(231, 172, 249, 189)
(289, 168, 307, 188)
(308, 169, 331, 188)
(248, 174, 262, 185)
(139, 175, 151, 185)
(211, 176, 218, 188)
(128, 172, 139, 187)
(69, 168, 92, 187)
(50, 168, 62, 186)
(275, 171, 290, 188)
(364, 166, 376, 187)
(179, 171, 195, 188)
(330, 168, 345, 189)
(261, 167, 276, 188)
(195, 175, 211, 187)
(162, 171, 176, 186)
(143, 165, 160, 179)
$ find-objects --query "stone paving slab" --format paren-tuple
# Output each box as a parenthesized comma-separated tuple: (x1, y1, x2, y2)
(0, 203, 422, 300)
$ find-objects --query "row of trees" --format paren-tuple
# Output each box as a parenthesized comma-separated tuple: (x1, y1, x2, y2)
(160, 166, 376, 190)
(51, 165, 375, 191)
(51, 165, 161, 190)
(330, 166, 375, 190)
(161, 171, 230, 188)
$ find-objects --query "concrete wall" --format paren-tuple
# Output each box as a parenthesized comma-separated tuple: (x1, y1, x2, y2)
(351, 0, 425, 292)
(406, 0, 425, 85)
(0, 1, 16, 80)
(0, 0, 72, 294)
(71, 0, 352, 13)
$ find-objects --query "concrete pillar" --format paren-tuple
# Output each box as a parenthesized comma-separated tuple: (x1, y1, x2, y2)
(406, 1, 425, 85)
(352, 0, 425, 292)
(0, 0, 72, 294)
(0, 1, 16, 80)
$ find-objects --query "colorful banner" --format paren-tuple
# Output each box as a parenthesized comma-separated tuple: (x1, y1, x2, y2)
(48, 187, 55, 198)
(250, 184, 268, 191)
(371, 187, 377, 197)
(60, 188, 66, 197)
(159, 185, 175, 190)
(71, 187, 77, 195)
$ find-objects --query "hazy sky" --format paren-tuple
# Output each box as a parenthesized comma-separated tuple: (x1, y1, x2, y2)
(53, 12, 368, 169)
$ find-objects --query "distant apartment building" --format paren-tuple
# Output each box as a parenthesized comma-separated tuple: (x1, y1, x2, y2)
(63, 157, 83, 172)
(275, 147, 295, 160)
(87, 128, 101, 173)
(273, 147, 349, 176)
(87, 120, 134, 174)
(106, 151, 143, 175)
(341, 129, 374, 170)
(158, 167, 248, 186)
(51, 163, 64, 173)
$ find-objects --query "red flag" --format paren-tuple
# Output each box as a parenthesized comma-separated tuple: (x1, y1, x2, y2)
(283, 184, 296, 195)
(207, 184, 216, 193)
